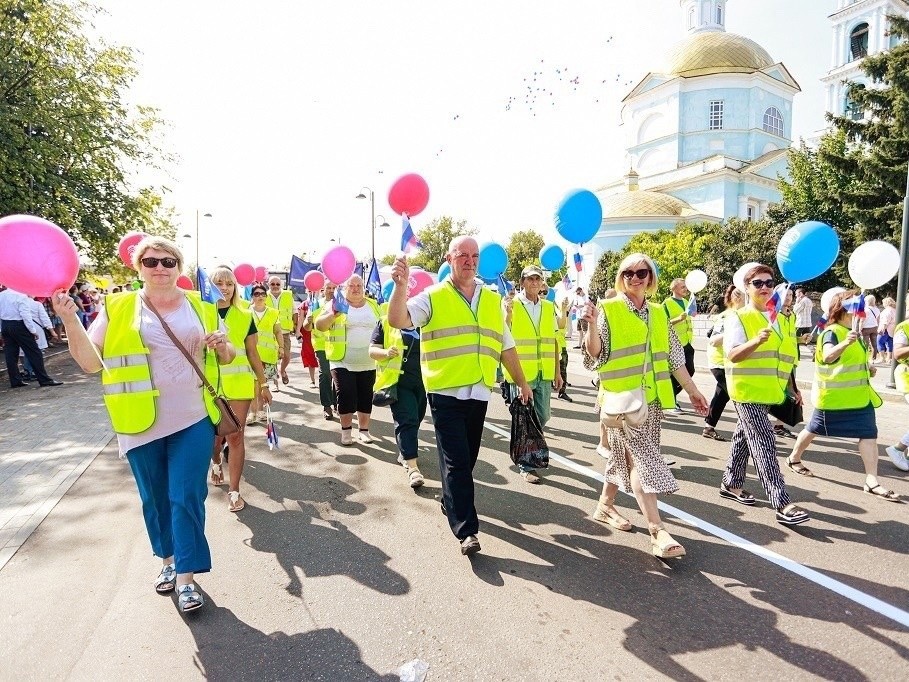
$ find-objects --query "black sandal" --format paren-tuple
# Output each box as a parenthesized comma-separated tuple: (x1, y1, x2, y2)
(863, 484, 901, 502)
(702, 427, 726, 441)
(719, 483, 756, 506)
(786, 456, 813, 477)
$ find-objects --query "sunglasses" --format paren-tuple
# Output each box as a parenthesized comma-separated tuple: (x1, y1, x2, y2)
(140, 257, 178, 269)
(621, 268, 650, 280)
(749, 279, 776, 289)
(252, 292, 266, 297)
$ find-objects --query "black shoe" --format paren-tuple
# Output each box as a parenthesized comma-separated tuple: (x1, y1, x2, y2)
(460, 535, 481, 556)
(38, 380, 63, 387)
(558, 392, 573, 403)
(10, 382, 28, 388)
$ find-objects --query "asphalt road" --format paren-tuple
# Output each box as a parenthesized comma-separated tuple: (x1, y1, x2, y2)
(1, 348, 907, 681)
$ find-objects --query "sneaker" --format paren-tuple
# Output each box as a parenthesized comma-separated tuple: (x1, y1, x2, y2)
(774, 425, 795, 438)
(558, 392, 573, 402)
(886, 445, 909, 471)
(407, 468, 425, 488)
(323, 407, 334, 420)
(340, 429, 353, 446)
(258, 412, 268, 423)
(670, 406, 684, 416)
(520, 470, 541, 484)
(358, 430, 375, 444)
(246, 411, 258, 426)
(460, 535, 481, 556)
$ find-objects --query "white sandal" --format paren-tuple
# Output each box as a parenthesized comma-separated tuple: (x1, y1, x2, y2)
(210, 461, 223, 485)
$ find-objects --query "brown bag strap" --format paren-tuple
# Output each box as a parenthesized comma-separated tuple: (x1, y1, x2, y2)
(141, 294, 220, 400)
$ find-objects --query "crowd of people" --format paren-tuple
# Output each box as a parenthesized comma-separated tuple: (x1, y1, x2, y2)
(39, 234, 908, 616)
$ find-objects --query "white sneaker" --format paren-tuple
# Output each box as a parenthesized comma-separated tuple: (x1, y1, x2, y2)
(340, 429, 353, 446)
(246, 411, 257, 426)
(670, 406, 685, 416)
(885, 446, 909, 471)
(358, 430, 375, 444)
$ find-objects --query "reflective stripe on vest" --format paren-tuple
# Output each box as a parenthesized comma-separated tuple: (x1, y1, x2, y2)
(253, 307, 280, 364)
(324, 299, 381, 361)
(811, 323, 882, 409)
(725, 307, 787, 405)
(219, 306, 255, 399)
(707, 311, 728, 368)
(374, 320, 407, 391)
(663, 297, 692, 346)
(597, 298, 675, 408)
(421, 282, 504, 391)
(503, 298, 557, 382)
(267, 289, 295, 331)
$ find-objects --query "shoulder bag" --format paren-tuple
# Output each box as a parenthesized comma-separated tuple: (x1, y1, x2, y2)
(599, 320, 651, 433)
(142, 295, 242, 436)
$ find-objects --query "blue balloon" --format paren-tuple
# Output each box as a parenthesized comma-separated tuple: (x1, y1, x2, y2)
(477, 242, 509, 280)
(479, 275, 498, 285)
(539, 244, 565, 271)
(555, 189, 603, 245)
(776, 221, 840, 283)
(545, 287, 556, 302)
(381, 279, 394, 300)
(438, 262, 451, 282)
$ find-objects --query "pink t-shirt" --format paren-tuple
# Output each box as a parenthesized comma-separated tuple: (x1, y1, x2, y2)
(89, 297, 213, 456)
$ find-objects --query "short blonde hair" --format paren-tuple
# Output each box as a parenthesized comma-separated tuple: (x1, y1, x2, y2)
(209, 265, 241, 306)
(614, 253, 659, 297)
(883, 297, 896, 308)
(133, 236, 184, 272)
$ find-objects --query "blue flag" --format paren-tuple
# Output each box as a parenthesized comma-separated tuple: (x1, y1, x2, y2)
(366, 258, 384, 304)
(401, 214, 423, 254)
(332, 287, 350, 315)
(197, 267, 224, 304)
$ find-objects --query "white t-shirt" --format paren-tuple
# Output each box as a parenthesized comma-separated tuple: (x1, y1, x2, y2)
(862, 306, 880, 331)
(794, 296, 813, 328)
(330, 302, 380, 372)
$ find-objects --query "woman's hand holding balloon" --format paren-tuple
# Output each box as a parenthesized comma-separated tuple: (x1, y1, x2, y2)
(51, 289, 79, 323)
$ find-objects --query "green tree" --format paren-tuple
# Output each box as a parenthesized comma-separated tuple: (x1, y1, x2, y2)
(0, 0, 174, 270)
(588, 250, 622, 298)
(405, 216, 476, 271)
(503, 229, 545, 284)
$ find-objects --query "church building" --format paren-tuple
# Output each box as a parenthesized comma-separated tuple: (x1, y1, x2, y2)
(583, 0, 801, 262)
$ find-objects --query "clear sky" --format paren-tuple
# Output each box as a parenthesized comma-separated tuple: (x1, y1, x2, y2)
(95, 0, 836, 271)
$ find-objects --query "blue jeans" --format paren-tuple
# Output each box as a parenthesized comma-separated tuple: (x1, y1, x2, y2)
(126, 417, 216, 574)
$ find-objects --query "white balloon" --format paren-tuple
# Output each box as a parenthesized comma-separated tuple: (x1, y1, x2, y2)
(733, 262, 762, 293)
(848, 240, 900, 289)
(684, 269, 708, 294)
(820, 287, 847, 316)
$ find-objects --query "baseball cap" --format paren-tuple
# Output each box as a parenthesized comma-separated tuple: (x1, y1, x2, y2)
(521, 265, 544, 279)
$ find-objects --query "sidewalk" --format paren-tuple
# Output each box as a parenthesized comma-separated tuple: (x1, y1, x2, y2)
(0, 352, 112, 570)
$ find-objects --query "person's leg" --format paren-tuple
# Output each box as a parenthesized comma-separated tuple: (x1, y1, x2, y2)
(735, 403, 793, 510)
(786, 429, 816, 475)
(126, 437, 174, 569)
(280, 334, 291, 380)
(332, 368, 356, 441)
(625, 450, 684, 556)
(704, 368, 729, 430)
(722, 403, 753, 493)
(430, 395, 482, 540)
(857, 439, 881, 488)
(391, 379, 421, 463)
(16, 325, 53, 384)
(355, 370, 376, 438)
(223, 400, 251, 508)
(317, 350, 335, 414)
(2, 323, 25, 385)
(21, 351, 34, 377)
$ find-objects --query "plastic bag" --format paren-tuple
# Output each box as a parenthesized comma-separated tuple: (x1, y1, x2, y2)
(399, 659, 429, 682)
(509, 400, 550, 469)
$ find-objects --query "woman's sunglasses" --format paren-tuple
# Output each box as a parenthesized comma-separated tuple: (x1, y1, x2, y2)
(621, 268, 650, 280)
(749, 279, 775, 289)
(252, 291, 266, 297)
(140, 257, 178, 269)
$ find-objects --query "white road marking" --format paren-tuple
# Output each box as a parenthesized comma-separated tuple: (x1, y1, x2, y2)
(484, 421, 909, 629)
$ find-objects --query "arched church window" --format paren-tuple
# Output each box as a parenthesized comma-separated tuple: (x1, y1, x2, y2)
(844, 88, 864, 121)
(762, 107, 784, 137)
(850, 23, 869, 61)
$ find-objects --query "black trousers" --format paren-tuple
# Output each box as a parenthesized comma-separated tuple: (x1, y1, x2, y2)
(389, 372, 427, 462)
(671, 343, 696, 396)
(315, 350, 336, 410)
(2, 319, 52, 386)
(705, 368, 730, 428)
(428, 394, 487, 540)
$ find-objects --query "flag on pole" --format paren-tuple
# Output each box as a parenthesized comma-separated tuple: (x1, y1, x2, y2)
(573, 252, 583, 272)
(331, 286, 350, 315)
(686, 293, 697, 315)
(496, 273, 509, 297)
(561, 273, 571, 289)
(764, 283, 789, 325)
(401, 213, 423, 255)
(365, 258, 383, 303)
(265, 405, 279, 450)
(844, 293, 866, 331)
(197, 267, 224, 304)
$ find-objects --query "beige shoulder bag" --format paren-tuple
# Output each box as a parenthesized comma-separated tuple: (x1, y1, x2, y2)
(599, 319, 651, 433)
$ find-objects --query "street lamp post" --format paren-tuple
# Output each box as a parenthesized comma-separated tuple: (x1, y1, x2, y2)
(886, 160, 909, 388)
(356, 187, 377, 263)
(192, 210, 212, 287)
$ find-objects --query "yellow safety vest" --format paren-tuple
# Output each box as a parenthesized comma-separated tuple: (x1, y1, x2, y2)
(812, 322, 882, 410)
(707, 310, 729, 368)
(663, 297, 693, 346)
(421, 282, 504, 391)
(503, 297, 557, 382)
(725, 307, 790, 405)
(267, 289, 295, 332)
(310, 299, 327, 352)
(374, 319, 406, 391)
(778, 311, 799, 369)
(896, 320, 909, 393)
(596, 298, 675, 408)
(101, 292, 220, 434)
(219, 305, 256, 400)
(324, 298, 381, 362)
(252, 307, 281, 365)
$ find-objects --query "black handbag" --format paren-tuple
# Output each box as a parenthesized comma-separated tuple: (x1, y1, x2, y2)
(769, 393, 804, 427)
(372, 384, 398, 407)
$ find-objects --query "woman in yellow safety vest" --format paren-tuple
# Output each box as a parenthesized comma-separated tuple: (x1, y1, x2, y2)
(208, 266, 271, 513)
(786, 291, 898, 501)
(306, 282, 338, 420)
(703, 284, 745, 440)
(720, 263, 809, 526)
(582, 252, 708, 560)
(882, 316, 909, 472)
(248, 283, 283, 422)
(770, 288, 800, 439)
(51, 237, 236, 614)
(315, 274, 381, 446)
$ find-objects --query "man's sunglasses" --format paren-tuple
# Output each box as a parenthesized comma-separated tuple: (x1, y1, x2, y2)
(140, 257, 178, 269)
(749, 279, 775, 289)
(621, 268, 650, 280)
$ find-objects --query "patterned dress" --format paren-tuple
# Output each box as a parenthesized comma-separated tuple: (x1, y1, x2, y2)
(582, 294, 685, 494)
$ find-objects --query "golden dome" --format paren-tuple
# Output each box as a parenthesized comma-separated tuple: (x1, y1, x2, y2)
(664, 31, 774, 77)
(601, 191, 696, 219)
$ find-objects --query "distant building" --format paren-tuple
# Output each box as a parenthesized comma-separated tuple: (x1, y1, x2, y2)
(584, 0, 801, 264)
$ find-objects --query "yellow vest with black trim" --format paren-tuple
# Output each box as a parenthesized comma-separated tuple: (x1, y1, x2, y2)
(503, 297, 557, 382)
(421, 282, 504, 391)
(101, 292, 221, 434)
(895, 320, 909, 393)
(812, 322, 882, 410)
(778, 311, 799, 369)
(663, 297, 693, 346)
(596, 298, 676, 408)
(219, 305, 256, 400)
(267, 289, 295, 332)
(252, 306, 281, 365)
(324, 298, 381, 362)
(725, 307, 790, 405)
(374, 319, 406, 391)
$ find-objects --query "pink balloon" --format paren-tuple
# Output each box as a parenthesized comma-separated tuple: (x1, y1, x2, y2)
(254, 266, 268, 282)
(234, 263, 255, 286)
(0, 215, 80, 297)
(117, 231, 148, 269)
(408, 270, 433, 297)
(303, 269, 325, 293)
(388, 173, 430, 217)
(321, 245, 356, 284)
(176, 275, 194, 290)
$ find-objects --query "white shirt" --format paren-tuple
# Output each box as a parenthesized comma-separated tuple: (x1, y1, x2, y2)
(0, 288, 38, 334)
(514, 292, 543, 328)
(408, 282, 515, 400)
(794, 296, 814, 328)
(330, 302, 380, 372)
(862, 306, 880, 331)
